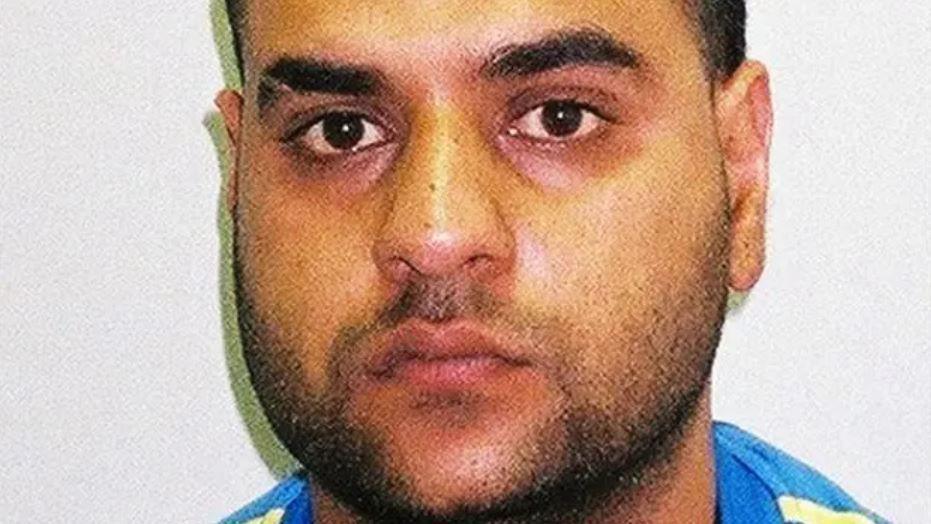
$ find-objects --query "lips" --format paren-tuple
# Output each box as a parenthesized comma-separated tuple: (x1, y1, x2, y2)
(367, 320, 530, 387)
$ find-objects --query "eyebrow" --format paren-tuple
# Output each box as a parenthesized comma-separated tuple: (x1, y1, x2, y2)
(257, 58, 385, 110)
(482, 27, 640, 78)
(256, 27, 640, 110)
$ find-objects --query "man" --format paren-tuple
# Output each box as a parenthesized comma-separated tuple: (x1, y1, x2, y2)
(213, 0, 885, 522)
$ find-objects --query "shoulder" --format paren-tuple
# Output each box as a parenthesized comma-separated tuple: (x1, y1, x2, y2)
(713, 421, 888, 524)
(219, 474, 311, 524)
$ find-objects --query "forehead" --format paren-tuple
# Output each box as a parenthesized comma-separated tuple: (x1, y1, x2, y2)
(243, 0, 699, 77)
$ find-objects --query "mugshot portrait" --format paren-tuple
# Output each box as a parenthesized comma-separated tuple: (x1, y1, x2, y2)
(0, 1, 928, 523)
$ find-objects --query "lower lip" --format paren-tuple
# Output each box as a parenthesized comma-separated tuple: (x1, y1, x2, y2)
(388, 356, 518, 389)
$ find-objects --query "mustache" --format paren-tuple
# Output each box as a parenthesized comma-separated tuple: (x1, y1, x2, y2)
(326, 274, 570, 390)
(381, 274, 502, 326)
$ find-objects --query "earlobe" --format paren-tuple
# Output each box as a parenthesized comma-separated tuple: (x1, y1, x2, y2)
(715, 61, 773, 292)
(215, 89, 244, 214)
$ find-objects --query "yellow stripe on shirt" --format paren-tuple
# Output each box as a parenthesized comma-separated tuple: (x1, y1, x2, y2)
(243, 507, 285, 524)
(778, 496, 875, 524)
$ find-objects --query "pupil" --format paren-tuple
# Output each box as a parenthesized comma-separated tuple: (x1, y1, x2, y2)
(542, 101, 583, 137)
(322, 113, 365, 150)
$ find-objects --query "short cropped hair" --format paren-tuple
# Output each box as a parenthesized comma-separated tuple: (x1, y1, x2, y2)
(224, 0, 745, 81)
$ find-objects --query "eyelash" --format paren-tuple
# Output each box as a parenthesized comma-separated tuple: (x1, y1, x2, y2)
(283, 112, 372, 143)
(506, 99, 615, 143)
(280, 97, 616, 159)
(281, 109, 394, 161)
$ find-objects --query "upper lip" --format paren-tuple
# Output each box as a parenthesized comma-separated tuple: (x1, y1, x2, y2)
(367, 320, 529, 378)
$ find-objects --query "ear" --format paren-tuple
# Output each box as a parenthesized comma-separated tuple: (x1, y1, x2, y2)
(714, 60, 773, 292)
(215, 89, 244, 214)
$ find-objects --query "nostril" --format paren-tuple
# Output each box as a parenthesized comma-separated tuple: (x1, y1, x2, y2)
(466, 254, 490, 265)
(384, 257, 417, 281)
(464, 254, 495, 276)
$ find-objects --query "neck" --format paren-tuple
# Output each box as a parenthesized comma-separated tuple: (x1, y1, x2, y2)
(312, 390, 716, 524)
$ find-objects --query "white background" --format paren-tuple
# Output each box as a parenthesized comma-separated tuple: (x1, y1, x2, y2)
(1, 1, 928, 522)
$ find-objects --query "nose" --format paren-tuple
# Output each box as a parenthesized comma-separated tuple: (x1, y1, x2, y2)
(373, 102, 515, 286)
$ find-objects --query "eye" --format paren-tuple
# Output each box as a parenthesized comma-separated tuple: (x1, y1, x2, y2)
(507, 100, 606, 142)
(291, 111, 388, 156)
(509, 101, 600, 140)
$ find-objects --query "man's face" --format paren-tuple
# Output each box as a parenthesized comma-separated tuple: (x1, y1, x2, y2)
(231, 0, 735, 520)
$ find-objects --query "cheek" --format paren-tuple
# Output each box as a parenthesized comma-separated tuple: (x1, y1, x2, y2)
(511, 134, 726, 368)
(238, 171, 383, 385)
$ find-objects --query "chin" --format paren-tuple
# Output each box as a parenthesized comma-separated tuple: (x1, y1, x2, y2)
(385, 424, 548, 500)
(350, 394, 571, 521)
(395, 445, 536, 511)
(385, 473, 540, 524)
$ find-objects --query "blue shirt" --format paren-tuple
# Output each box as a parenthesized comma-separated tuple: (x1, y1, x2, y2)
(221, 422, 887, 523)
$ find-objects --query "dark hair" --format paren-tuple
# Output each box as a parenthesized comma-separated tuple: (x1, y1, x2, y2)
(225, 0, 745, 81)
(692, 0, 747, 78)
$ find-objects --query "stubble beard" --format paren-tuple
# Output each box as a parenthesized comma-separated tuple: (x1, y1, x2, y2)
(232, 207, 729, 523)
